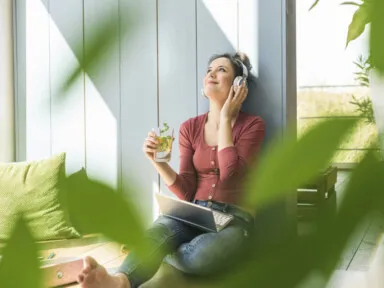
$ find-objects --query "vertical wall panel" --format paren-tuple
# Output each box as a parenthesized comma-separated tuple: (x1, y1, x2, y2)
(24, 0, 51, 161)
(0, 0, 15, 163)
(241, 0, 297, 245)
(15, 0, 27, 161)
(84, 0, 120, 188)
(238, 0, 258, 77)
(49, 0, 85, 174)
(283, 0, 298, 238)
(242, 0, 285, 143)
(120, 0, 158, 222)
(158, 0, 197, 197)
(196, 0, 238, 114)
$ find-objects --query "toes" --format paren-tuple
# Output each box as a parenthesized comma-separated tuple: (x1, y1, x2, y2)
(82, 266, 91, 274)
(82, 271, 97, 286)
(77, 273, 85, 283)
(83, 256, 99, 271)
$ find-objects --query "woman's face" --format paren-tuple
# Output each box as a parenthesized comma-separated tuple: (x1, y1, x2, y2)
(203, 57, 235, 103)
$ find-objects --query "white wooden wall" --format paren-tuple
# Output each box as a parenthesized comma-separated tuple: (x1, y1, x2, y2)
(14, 0, 296, 227)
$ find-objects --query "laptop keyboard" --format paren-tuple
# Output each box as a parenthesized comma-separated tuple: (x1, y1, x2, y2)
(213, 211, 233, 227)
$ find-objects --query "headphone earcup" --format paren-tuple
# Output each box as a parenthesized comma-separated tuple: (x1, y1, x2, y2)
(233, 76, 247, 92)
(233, 76, 242, 92)
(233, 76, 242, 87)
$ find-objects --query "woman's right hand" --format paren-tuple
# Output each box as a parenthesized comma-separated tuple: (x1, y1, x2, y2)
(142, 131, 158, 161)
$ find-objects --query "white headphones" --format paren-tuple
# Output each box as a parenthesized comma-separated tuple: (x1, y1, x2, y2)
(233, 59, 249, 88)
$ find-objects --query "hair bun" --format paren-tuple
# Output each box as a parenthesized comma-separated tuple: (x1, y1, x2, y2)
(234, 52, 252, 72)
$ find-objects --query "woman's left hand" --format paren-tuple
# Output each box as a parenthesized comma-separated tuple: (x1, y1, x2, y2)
(220, 80, 248, 120)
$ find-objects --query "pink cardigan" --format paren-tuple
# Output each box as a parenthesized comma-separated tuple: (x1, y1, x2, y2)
(167, 111, 265, 205)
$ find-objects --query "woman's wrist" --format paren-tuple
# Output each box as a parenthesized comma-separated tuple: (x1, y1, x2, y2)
(220, 114, 231, 122)
(151, 159, 167, 168)
(150, 160, 177, 186)
(219, 115, 231, 125)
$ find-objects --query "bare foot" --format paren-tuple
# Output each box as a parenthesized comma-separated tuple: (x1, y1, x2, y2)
(77, 256, 130, 288)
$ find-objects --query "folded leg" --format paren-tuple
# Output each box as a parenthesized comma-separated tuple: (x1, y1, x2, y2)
(164, 225, 249, 275)
(116, 216, 201, 288)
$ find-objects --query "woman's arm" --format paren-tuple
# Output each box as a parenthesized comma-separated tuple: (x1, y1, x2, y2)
(165, 121, 197, 201)
(150, 161, 177, 186)
(217, 117, 265, 181)
(218, 117, 234, 151)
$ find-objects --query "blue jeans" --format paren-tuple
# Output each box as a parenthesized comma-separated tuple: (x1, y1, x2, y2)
(116, 200, 254, 288)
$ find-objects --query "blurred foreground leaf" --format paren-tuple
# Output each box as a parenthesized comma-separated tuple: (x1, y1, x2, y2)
(345, 1, 371, 48)
(244, 118, 357, 209)
(214, 152, 384, 288)
(65, 172, 149, 255)
(60, 8, 137, 93)
(0, 217, 41, 288)
(370, 0, 384, 73)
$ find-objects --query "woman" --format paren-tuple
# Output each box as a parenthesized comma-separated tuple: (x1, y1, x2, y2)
(77, 52, 265, 288)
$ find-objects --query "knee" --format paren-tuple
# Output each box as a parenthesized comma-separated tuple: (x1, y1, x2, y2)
(146, 217, 180, 242)
(169, 244, 218, 276)
(180, 258, 213, 275)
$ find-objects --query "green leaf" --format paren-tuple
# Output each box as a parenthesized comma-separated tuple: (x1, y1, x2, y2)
(341, 1, 361, 6)
(243, 118, 357, 209)
(353, 61, 365, 70)
(0, 216, 41, 288)
(346, 4, 371, 47)
(309, 0, 320, 11)
(370, 0, 384, 73)
(65, 173, 149, 256)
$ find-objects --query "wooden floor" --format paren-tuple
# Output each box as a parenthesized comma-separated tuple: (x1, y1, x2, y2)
(326, 171, 384, 288)
(334, 171, 383, 271)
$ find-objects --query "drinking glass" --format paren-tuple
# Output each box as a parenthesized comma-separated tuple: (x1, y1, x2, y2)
(153, 123, 174, 162)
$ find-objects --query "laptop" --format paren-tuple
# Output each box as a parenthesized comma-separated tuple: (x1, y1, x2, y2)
(155, 193, 234, 232)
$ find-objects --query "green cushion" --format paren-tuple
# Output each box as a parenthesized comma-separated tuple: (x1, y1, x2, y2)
(0, 153, 80, 241)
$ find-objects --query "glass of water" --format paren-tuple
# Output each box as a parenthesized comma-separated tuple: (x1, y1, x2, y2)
(153, 123, 174, 163)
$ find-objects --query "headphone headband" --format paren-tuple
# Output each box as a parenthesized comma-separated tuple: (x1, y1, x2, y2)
(235, 59, 248, 79)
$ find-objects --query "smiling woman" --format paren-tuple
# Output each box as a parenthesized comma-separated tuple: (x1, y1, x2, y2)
(203, 52, 252, 101)
(0, 0, 15, 163)
(76, 52, 265, 288)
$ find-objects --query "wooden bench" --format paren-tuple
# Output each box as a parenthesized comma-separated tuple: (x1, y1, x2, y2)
(37, 237, 124, 287)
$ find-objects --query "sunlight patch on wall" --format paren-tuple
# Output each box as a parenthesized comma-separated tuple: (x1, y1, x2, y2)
(201, 0, 238, 50)
(85, 74, 119, 190)
(49, 13, 85, 175)
(25, 0, 51, 160)
(239, 0, 259, 77)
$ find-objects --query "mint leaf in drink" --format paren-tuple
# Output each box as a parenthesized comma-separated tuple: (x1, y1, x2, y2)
(160, 122, 169, 136)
